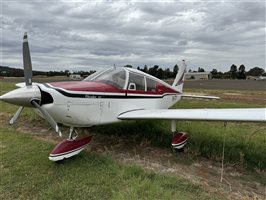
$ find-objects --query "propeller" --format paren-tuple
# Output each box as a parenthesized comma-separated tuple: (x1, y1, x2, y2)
(23, 32, 33, 86)
(9, 106, 24, 125)
(1, 33, 62, 137)
(31, 100, 62, 137)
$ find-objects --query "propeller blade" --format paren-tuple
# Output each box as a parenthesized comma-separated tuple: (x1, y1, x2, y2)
(31, 101, 62, 137)
(23, 32, 33, 86)
(9, 106, 24, 125)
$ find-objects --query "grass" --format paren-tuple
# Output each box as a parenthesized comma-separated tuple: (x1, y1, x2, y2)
(91, 98, 265, 170)
(0, 127, 220, 200)
(92, 119, 266, 170)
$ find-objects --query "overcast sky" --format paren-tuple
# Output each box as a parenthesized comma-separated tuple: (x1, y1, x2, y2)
(1, 0, 265, 72)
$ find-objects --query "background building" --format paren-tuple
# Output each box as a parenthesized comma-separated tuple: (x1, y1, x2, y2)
(185, 72, 212, 80)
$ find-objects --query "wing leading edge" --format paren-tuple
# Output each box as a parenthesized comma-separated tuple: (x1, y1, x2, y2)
(118, 108, 266, 122)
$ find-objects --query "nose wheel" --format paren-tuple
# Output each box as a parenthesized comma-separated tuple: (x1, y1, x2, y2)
(49, 127, 93, 162)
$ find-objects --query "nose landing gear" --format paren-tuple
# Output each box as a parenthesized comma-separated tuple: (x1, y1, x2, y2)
(49, 127, 93, 161)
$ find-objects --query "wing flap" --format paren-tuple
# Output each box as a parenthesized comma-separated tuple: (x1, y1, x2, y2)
(118, 108, 266, 122)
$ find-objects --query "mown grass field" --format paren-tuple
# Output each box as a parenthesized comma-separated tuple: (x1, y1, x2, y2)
(0, 80, 265, 199)
(92, 96, 266, 171)
(0, 127, 220, 200)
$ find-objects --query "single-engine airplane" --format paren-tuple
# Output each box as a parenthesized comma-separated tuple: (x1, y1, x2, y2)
(1, 33, 265, 161)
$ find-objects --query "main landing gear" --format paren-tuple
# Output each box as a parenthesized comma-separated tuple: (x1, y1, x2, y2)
(49, 127, 93, 162)
(170, 120, 188, 150)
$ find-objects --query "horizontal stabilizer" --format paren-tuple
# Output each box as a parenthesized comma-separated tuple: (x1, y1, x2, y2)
(182, 93, 220, 99)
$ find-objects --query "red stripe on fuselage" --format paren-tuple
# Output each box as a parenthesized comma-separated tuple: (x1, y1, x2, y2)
(49, 81, 123, 93)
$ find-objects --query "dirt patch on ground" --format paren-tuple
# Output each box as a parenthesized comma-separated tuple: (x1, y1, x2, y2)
(0, 114, 265, 200)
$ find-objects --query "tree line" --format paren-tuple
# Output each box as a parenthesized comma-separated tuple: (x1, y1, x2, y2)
(133, 64, 265, 79)
(211, 64, 265, 79)
(0, 64, 265, 79)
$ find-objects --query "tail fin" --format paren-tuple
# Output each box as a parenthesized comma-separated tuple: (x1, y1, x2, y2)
(172, 60, 186, 93)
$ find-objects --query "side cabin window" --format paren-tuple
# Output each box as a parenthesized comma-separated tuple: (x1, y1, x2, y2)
(128, 73, 145, 91)
(146, 78, 156, 92)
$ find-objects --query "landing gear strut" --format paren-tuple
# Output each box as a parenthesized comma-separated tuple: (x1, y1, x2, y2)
(69, 127, 78, 140)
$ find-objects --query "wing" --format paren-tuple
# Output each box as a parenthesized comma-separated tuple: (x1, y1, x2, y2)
(118, 108, 266, 122)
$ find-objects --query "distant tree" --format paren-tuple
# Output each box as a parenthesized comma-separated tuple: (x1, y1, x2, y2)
(124, 64, 133, 68)
(64, 70, 70, 76)
(173, 64, 179, 77)
(223, 72, 231, 79)
(239, 64, 245, 72)
(148, 65, 159, 77)
(137, 66, 140, 70)
(237, 64, 246, 79)
(211, 68, 218, 74)
(230, 64, 237, 79)
(211, 68, 223, 79)
(165, 68, 172, 79)
(156, 68, 164, 79)
(246, 67, 265, 76)
(198, 67, 205, 72)
(143, 65, 148, 73)
(188, 69, 192, 72)
(89, 70, 96, 75)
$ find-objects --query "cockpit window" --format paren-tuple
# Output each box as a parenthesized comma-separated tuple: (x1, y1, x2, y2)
(88, 69, 126, 89)
(128, 73, 145, 91)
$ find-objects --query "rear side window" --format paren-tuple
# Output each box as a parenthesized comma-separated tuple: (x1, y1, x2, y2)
(146, 78, 156, 92)
(128, 73, 145, 91)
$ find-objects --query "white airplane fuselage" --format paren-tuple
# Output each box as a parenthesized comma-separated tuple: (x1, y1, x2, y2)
(38, 81, 181, 127)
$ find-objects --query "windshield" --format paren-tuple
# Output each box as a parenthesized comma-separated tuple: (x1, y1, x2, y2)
(87, 68, 126, 89)
(83, 70, 109, 81)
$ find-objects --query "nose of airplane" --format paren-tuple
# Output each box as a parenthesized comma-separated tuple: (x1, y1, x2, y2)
(0, 85, 41, 107)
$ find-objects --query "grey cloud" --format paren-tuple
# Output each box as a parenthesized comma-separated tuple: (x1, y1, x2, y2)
(2, 1, 265, 72)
